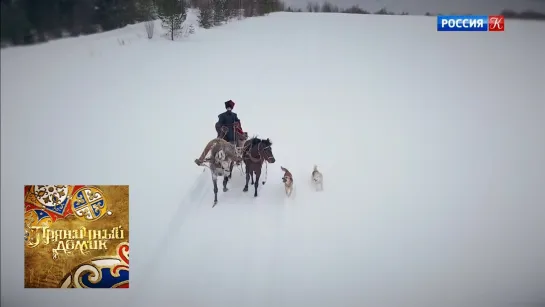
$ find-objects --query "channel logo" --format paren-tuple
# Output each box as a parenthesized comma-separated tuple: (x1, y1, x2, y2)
(437, 15, 504, 32)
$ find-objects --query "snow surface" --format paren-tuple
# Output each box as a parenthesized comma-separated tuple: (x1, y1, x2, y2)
(2, 12, 545, 307)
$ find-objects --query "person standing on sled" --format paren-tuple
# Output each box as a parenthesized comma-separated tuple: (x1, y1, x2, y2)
(216, 100, 246, 146)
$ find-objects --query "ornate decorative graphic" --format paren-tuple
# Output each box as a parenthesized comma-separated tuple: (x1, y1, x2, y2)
(34, 185, 69, 208)
(24, 185, 129, 288)
(24, 185, 78, 221)
(24, 209, 52, 244)
(59, 242, 129, 288)
(71, 186, 108, 221)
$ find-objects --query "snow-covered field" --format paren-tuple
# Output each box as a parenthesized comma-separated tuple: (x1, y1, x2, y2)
(2, 12, 545, 307)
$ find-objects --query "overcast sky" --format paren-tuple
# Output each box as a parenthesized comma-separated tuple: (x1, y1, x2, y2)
(283, 0, 545, 14)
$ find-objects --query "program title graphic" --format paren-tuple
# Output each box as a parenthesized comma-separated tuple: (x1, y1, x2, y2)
(24, 185, 130, 288)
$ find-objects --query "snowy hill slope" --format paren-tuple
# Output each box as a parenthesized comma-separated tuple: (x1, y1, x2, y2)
(2, 12, 545, 307)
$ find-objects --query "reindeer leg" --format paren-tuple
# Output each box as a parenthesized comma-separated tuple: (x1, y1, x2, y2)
(251, 173, 254, 185)
(223, 161, 235, 192)
(228, 161, 233, 179)
(223, 175, 229, 192)
(254, 169, 261, 197)
(243, 164, 250, 192)
(212, 171, 219, 206)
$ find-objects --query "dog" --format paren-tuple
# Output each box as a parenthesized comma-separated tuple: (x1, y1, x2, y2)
(311, 165, 323, 191)
(280, 166, 294, 197)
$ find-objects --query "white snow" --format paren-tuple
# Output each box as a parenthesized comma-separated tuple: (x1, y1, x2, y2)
(2, 12, 545, 307)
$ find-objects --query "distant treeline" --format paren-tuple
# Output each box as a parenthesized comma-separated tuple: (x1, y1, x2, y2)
(193, 0, 285, 29)
(498, 9, 545, 20)
(1, 0, 152, 45)
(0, 0, 285, 46)
(286, 1, 545, 21)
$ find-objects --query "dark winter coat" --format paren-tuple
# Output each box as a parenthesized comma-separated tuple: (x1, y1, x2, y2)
(216, 110, 241, 143)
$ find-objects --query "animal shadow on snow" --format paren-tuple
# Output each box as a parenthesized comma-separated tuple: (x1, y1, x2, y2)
(210, 170, 285, 206)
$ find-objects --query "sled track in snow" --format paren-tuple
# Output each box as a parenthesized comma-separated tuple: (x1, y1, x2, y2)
(135, 170, 210, 291)
(140, 165, 289, 277)
(138, 167, 257, 286)
(132, 165, 312, 300)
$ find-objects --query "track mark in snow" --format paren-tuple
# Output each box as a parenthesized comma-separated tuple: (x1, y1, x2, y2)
(137, 170, 210, 290)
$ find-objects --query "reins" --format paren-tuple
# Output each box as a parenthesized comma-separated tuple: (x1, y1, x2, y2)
(198, 138, 272, 186)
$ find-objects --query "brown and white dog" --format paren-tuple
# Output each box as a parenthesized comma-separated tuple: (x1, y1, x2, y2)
(311, 165, 323, 191)
(281, 166, 294, 197)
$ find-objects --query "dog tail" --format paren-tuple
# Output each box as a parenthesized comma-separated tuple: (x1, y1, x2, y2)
(313, 165, 318, 172)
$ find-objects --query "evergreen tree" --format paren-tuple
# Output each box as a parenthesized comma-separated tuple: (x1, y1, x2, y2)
(71, 0, 96, 35)
(1, 1, 32, 45)
(198, 0, 214, 28)
(212, 0, 227, 25)
(224, 0, 239, 20)
(136, 0, 158, 21)
(256, 0, 275, 15)
(243, 0, 255, 17)
(95, 0, 128, 31)
(23, 0, 62, 41)
(321, 1, 332, 12)
(157, 0, 187, 40)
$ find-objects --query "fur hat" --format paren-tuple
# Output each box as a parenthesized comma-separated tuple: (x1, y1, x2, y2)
(225, 100, 235, 109)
